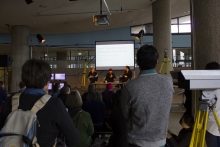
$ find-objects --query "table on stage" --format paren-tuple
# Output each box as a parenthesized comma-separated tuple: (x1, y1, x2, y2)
(92, 82, 125, 90)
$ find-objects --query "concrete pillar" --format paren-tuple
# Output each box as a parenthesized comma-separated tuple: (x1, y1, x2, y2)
(57, 52, 67, 60)
(152, 0, 172, 72)
(192, 0, 220, 69)
(11, 26, 29, 92)
(57, 52, 68, 68)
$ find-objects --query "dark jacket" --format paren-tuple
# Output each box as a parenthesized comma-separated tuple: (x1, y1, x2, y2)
(101, 90, 115, 110)
(82, 99, 105, 125)
(169, 128, 192, 147)
(87, 72, 98, 83)
(105, 73, 116, 82)
(0, 89, 7, 105)
(57, 93, 68, 107)
(108, 108, 128, 147)
(120, 70, 132, 82)
(0, 93, 79, 147)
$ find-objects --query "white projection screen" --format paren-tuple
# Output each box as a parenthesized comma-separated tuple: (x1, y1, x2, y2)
(95, 40, 135, 70)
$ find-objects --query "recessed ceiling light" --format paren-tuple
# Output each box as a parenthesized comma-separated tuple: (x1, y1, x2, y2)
(78, 53, 82, 55)
(39, 5, 47, 8)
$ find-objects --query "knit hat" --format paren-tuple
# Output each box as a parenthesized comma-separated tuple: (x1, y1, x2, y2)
(109, 68, 112, 71)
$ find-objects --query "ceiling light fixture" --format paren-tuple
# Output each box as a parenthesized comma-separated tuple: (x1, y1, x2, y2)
(36, 34, 45, 44)
(25, 0, 34, 4)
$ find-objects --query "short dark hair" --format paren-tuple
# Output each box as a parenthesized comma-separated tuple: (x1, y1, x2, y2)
(137, 45, 159, 70)
(53, 83, 60, 93)
(182, 115, 194, 128)
(126, 66, 130, 70)
(66, 90, 83, 109)
(205, 62, 220, 70)
(60, 86, 70, 94)
(19, 82, 25, 89)
(21, 59, 51, 89)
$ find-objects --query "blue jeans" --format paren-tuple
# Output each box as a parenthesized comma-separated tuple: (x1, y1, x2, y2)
(206, 131, 220, 147)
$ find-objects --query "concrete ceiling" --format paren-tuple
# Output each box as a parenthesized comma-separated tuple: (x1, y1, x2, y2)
(0, 0, 190, 34)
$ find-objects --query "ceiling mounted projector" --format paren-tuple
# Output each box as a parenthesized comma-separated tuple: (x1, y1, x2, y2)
(93, 15, 109, 26)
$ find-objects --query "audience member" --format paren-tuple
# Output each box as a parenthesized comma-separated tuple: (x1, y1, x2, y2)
(53, 83, 61, 98)
(0, 81, 7, 111)
(0, 59, 79, 146)
(83, 92, 105, 129)
(101, 83, 114, 115)
(166, 115, 194, 147)
(57, 86, 70, 107)
(121, 45, 173, 147)
(66, 90, 94, 147)
(87, 67, 98, 84)
(82, 84, 95, 103)
(18, 81, 26, 92)
(108, 90, 128, 147)
(105, 69, 116, 82)
(94, 92, 103, 101)
(205, 61, 220, 147)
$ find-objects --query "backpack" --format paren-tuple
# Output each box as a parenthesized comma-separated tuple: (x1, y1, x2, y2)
(0, 93, 51, 147)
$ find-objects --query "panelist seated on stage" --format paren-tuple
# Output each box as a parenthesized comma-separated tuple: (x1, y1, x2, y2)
(120, 66, 132, 83)
(87, 67, 98, 83)
(105, 68, 116, 82)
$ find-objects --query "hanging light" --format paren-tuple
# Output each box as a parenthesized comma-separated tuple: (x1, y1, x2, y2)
(36, 34, 45, 44)
(135, 30, 145, 40)
(25, 0, 34, 4)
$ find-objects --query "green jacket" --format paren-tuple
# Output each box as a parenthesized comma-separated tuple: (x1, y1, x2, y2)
(72, 111, 94, 147)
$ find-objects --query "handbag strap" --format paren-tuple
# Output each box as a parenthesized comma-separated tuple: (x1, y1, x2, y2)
(73, 110, 83, 128)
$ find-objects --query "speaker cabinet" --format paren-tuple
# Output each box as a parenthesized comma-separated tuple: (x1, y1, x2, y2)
(0, 55, 13, 67)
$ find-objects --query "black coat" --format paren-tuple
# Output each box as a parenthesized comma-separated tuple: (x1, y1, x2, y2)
(168, 128, 192, 147)
(120, 70, 132, 82)
(105, 73, 116, 82)
(87, 72, 98, 83)
(108, 108, 128, 147)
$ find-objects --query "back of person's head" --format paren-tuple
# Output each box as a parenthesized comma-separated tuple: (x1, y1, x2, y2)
(19, 81, 25, 89)
(0, 81, 4, 90)
(67, 85, 72, 91)
(88, 84, 95, 93)
(112, 90, 122, 110)
(21, 59, 51, 89)
(94, 92, 102, 101)
(205, 62, 220, 70)
(53, 83, 60, 93)
(106, 83, 113, 91)
(137, 45, 159, 70)
(85, 92, 96, 101)
(182, 115, 194, 128)
(60, 86, 70, 94)
(66, 90, 83, 109)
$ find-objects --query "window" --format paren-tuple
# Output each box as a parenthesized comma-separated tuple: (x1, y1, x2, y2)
(131, 15, 191, 35)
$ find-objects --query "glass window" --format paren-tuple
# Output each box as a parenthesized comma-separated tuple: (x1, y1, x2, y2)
(179, 15, 191, 24)
(171, 25, 178, 33)
(179, 24, 191, 33)
(171, 18, 178, 24)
